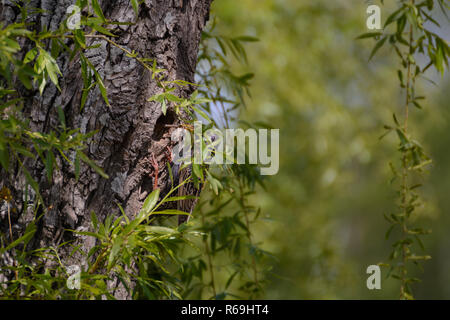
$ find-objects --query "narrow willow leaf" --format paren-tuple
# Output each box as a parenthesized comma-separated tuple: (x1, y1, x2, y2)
(356, 32, 382, 40)
(385, 224, 396, 240)
(369, 36, 387, 61)
(143, 226, 176, 234)
(91, 211, 99, 231)
(161, 98, 167, 115)
(435, 41, 445, 76)
(131, 0, 139, 16)
(407, 255, 432, 261)
(141, 189, 160, 216)
(108, 237, 123, 270)
(384, 7, 404, 28)
(94, 70, 110, 106)
(78, 151, 109, 179)
(151, 209, 189, 216)
(91, 0, 106, 22)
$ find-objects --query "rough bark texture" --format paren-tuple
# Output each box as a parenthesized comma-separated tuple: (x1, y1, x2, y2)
(0, 0, 212, 297)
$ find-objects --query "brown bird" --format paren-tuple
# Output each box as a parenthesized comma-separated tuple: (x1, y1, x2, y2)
(176, 164, 202, 225)
(169, 126, 206, 225)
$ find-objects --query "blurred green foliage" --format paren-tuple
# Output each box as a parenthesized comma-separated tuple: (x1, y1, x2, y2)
(211, 0, 449, 299)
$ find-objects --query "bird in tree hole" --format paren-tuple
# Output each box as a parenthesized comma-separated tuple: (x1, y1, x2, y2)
(171, 127, 203, 225)
(151, 126, 203, 225)
(174, 164, 202, 225)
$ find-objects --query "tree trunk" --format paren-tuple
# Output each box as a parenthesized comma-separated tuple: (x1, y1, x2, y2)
(0, 0, 212, 297)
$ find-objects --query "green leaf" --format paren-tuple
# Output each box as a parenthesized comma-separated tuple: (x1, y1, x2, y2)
(91, 211, 99, 231)
(74, 29, 86, 48)
(385, 224, 396, 240)
(78, 151, 109, 179)
(91, 24, 115, 37)
(143, 226, 176, 234)
(161, 98, 167, 115)
(397, 70, 404, 87)
(130, 0, 139, 16)
(356, 32, 382, 40)
(369, 36, 387, 61)
(191, 105, 211, 123)
(413, 101, 423, 109)
(108, 237, 123, 270)
(396, 128, 408, 145)
(74, 230, 105, 240)
(192, 163, 203, 181)
(393, 113, 400, 126)
(94, 70, 110, 106)
(225, 271, 238, 289)
(164, 195, 198, 202)
(435, 41, 445, 76)
(140, 189, 160, 216)
(11, 142, 35, 159)
(23, 48, 38, 64)
(384, 7, 404, 28)
(91, 0, 106, 22)
(407, 255, 432, 261)
(151, 209, 189, 216)
(38, 73, 47, 95)
(80, 85, 91, 111)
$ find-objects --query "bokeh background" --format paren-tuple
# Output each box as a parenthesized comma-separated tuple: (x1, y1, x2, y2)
(209, 0, 450, 299)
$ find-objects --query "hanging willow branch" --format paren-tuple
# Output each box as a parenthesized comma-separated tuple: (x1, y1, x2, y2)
(358, 0, 449, 299)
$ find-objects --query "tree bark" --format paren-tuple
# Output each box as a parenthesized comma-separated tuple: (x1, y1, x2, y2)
(0, 0, 212, 296)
